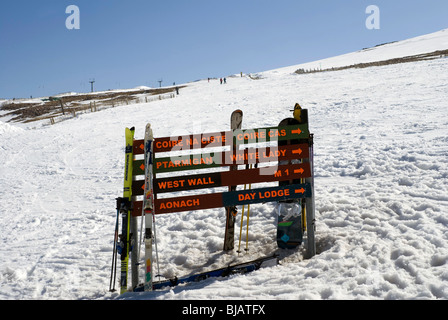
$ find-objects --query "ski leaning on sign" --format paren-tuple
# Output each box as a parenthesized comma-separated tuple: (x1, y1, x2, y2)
(142, 123, 155, 291)
(119, 127, 135, 294)
(224, 109, 243, 251)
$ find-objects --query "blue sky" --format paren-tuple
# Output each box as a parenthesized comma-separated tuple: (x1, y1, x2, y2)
(1, 0, 447, 99)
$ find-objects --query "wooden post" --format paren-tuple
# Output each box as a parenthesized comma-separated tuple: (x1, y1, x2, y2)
(60, 99, 65, 115)
(305, 133, 316, 258)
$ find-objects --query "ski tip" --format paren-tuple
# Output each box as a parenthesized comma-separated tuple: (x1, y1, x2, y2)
(145, 123, 154, 139)
(125, 127, 136, 136)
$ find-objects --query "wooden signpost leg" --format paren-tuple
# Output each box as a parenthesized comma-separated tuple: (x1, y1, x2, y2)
(305, 134, 316, 258)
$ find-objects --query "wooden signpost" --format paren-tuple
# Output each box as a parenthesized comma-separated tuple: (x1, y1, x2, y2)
(128, 120, 315, 256)
(119, 110, 316, 292)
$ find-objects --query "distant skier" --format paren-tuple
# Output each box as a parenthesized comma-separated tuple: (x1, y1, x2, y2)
(224, 78, 227, 84)
(220, 78, 223, 84)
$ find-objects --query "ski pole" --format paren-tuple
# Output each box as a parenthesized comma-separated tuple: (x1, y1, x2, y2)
(109, 207, 120, 292)
(153, 213, 161, 280)
(244, 164, 254, 252)
(245, 183, 252, 252)
(237, 182, 247, 254)
(137, 207, 144, 266)
(237, 162, 253, 254)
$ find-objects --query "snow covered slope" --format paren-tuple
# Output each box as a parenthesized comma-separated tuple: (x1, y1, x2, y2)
(0, 29, 447, 300)
(267, 28, 448, 75)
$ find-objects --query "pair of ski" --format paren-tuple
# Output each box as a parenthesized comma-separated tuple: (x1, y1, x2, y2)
(109, 125, 155, 294)
(109, 127, 135, 294)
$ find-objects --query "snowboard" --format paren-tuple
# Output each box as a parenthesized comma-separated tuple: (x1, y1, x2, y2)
(276, 118, 303, 249)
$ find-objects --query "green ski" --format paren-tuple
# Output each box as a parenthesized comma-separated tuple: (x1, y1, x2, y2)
(119, 127, 135, 294)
